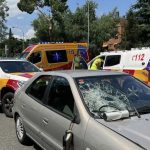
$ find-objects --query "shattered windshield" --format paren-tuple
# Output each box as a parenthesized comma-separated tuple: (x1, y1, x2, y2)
(75, 75, 150, 117)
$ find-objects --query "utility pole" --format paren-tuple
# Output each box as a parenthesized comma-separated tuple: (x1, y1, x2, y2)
(87, 0, 90, 49)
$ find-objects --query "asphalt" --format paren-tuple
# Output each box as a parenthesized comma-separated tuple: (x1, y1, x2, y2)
(0, 112, 42, 150)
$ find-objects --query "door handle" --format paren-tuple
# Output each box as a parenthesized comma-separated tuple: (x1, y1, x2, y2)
(42, 118, 49, 125)
(21, 104, 25, 109)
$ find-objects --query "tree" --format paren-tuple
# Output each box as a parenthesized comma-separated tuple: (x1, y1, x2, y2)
(63, 1, 97, 43)
(120, 9, 140, 49)
(18, 0, 119, 56)
(121, 0, 150, 49)
(0, 0, 8, 42)
(8, 28, 14, 56)
(17, 0, 68, 40)
(32, 14, 52, 41)
(133, 0, 150, 46)
(31, 0, 98, 42)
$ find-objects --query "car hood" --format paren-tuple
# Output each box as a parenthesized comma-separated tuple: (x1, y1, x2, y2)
(8, 72, 36, 81)
(96, 114, 150, 149)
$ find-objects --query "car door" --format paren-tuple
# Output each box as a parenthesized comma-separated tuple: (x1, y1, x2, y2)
(21, 75, 52, 143)
(40, 76, 84, 150)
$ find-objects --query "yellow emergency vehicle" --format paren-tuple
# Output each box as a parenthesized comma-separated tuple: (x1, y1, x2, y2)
(20, 42, 89, 71)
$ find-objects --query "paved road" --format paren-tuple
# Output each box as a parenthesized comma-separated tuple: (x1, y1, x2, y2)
(0, 112, 42, 150)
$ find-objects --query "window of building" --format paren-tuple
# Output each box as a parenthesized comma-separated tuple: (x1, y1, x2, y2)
(46, 50, 68, 63)
(28, 52, 42, 64)
(26, 76, 51, 101)
(104, 55, 121, 67)
(47, 77, 74, 118)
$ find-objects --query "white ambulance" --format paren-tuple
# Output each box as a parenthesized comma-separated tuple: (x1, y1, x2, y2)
(88, 47, 150, 85)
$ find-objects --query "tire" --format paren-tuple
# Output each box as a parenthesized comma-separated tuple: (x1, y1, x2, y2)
(15, 115, 29, 145)
(2, 92, 14, 118)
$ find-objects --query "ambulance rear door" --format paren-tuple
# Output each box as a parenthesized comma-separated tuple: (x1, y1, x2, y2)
(123, 49, 149, 70)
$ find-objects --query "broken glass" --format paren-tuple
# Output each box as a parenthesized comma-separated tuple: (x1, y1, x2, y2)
(76, 75, 150, 117)
(78, 78, 130, 113)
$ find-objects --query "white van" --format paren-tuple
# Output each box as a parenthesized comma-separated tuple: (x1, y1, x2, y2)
(88, 47, 150, 85)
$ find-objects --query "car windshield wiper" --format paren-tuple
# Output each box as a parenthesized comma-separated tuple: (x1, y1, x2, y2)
(132, 106, 141, 118)
(127, 98, 141, 118)
(91, 110, 102, 119)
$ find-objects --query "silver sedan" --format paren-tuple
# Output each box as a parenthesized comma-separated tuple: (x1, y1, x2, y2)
(13, 70, 150, 150)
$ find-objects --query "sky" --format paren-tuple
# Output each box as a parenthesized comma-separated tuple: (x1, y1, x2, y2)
(6, 0, 137, 40)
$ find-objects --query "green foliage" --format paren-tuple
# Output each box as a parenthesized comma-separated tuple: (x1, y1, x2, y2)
(120, 9, 140, 49)
(17, 0, 45, 14)
(18, 0, 119, 55)
(4, 37, 24, 56)
(91, 9, 119, 47)
(121, 0, 150, 49)
(32, 14, 51, 41)
(63, 1, 97, 43)
(18, 0, 68, 40)
(133, 0, 150, 46)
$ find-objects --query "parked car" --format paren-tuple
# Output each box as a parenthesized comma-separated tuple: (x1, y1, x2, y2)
(13, 70, 150, 150)
(0, 59, 40, 117)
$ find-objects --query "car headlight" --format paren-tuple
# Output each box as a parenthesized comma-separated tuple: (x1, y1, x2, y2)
(17, 81, 26, 87)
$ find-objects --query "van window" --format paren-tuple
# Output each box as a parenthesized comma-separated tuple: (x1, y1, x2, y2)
(104, 55, 121, 67)
(46, 50, 68, 63)
(28, 52, 42, 64)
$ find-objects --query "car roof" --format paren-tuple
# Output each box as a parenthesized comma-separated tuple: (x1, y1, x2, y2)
(38, 70, 127, 78)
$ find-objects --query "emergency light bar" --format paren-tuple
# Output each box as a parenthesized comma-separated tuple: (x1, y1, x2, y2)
(39, 42, 64, 44)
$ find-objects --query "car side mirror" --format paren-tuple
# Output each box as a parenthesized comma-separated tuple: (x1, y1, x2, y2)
(63, 115, 79, 150)
(39, 68, 43, 71)
(63, 130, 73, 150)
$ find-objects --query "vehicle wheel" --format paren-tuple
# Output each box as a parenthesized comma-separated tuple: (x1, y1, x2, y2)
(15, 115, 29, 145)
(2, 92, 14, 118)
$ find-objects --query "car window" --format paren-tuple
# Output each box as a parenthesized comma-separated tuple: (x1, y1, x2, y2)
(46, 50, 68, 63)
(26, 75, 51, 102)
(47, 76, 74, 118)
(28, 51, 42, 64)
(104, 55, 121, 67)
